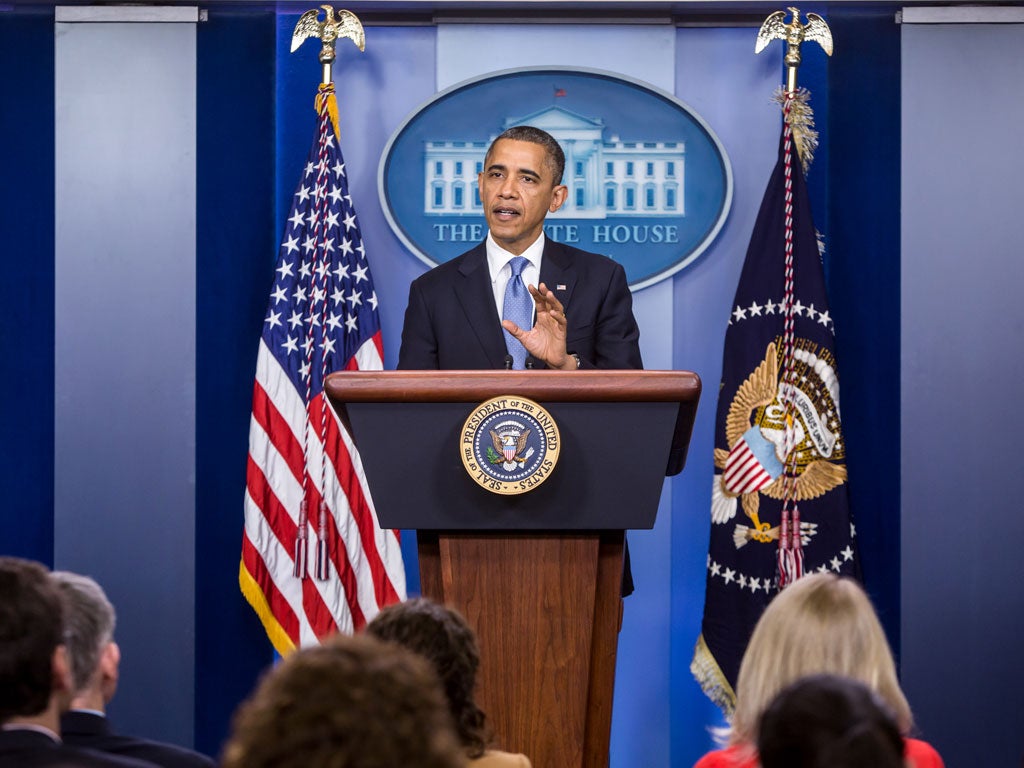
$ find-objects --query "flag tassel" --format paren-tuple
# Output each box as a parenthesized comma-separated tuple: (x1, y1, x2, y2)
(293, 498, 309, 579)
(314, 500, 330, 580)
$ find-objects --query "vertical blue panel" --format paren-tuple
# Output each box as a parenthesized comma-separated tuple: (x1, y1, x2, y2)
(195, 7, 277, 758)
(901, 21, 1024, 768)
(54, 17, 197, 747)
(826, 7, 902, 656)
(671, 26, 783, 766)
(0, 8, 54, 563)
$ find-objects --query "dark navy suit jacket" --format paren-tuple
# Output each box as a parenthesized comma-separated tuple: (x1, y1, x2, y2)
(397, 238, 640, 594)
(0, 727, 157, 768)
(60, 712, 215, 768)
(398, 240, 642, 371)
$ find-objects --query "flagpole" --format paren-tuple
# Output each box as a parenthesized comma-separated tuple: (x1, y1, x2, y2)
(291, 5, 367, 86)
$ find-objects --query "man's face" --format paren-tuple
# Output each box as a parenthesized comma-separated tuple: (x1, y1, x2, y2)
(479, 139, 567, 255)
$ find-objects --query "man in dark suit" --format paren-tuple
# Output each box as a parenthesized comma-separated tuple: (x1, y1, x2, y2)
(398, 125, 642, 372)
(52, 571, 215, 768)
(398, 126, 640, 594)
(0, 556, 157, 768)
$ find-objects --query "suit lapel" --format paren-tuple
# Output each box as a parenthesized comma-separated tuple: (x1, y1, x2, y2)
(533, 240, 580, 370)
(454, 243, 508, 368)
(540, 240, 578, 312)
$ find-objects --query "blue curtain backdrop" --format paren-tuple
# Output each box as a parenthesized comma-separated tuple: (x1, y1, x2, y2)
(195, 6, 278, 754)
(0, 5, 902, 766)
(0, 8, 55, 563)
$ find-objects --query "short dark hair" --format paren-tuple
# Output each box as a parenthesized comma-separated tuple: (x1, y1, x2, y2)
(222, 633, 465, 768)
(0, 557, 65, 722)
(486, 125, 565, 185)
(52, 571, 116, 693)
(757, 674, 905, 768)
(366, 598, 488, 757)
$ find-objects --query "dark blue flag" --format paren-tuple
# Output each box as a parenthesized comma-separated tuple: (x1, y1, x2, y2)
(692, 107, 857, 712)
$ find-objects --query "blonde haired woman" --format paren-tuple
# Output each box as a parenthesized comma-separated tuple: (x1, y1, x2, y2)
(694, 573, 943, 768)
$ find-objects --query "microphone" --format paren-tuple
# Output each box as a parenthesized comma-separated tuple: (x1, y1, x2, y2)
(504, 354, 513, 370)
(525, 356, 535, 369)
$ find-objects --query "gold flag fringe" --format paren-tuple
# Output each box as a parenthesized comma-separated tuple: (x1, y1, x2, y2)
(691, 633, 738, 715)
(315, 87, 342, 143)
(774, 87, 818, 175)
(239, 560, 298, 657)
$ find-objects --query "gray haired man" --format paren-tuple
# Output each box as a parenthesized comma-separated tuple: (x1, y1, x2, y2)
(53, 571, 215, 768)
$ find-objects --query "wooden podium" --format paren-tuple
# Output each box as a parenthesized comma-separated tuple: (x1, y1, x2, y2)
(324, 370, 700, 768)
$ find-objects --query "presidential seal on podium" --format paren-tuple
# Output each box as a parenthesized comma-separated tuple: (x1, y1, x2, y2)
(460, 396, 561, 495)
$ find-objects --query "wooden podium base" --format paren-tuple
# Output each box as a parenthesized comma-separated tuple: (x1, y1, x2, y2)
(418, 531, 624, 768)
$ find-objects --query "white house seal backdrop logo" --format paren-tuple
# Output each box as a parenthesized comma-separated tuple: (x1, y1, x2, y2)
(379, 67, 732, 289)
(461, 396, 561, 495)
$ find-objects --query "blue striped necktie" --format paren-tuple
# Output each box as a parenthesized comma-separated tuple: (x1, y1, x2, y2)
(502, 256, 533, 369)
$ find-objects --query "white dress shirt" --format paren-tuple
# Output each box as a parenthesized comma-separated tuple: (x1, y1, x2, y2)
(485, 231, 545, 325)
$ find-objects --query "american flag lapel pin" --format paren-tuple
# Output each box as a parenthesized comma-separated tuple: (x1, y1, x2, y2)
(557, 284, 567, 291)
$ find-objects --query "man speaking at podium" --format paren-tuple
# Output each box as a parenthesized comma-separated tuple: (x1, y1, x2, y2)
(397, 125, 643, 594)
(397, 125, 643, 373)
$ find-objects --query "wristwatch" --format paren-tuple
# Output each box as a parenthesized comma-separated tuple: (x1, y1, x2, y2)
(570, 352, 581, 369)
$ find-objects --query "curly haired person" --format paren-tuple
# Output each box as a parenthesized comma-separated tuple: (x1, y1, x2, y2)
(367, 597, 532, 768)
(221, 632, 465, 768)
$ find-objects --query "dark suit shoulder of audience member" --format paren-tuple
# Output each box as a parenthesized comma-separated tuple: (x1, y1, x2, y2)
(60, 711, 214, 768)
(0, 726, 159, 768)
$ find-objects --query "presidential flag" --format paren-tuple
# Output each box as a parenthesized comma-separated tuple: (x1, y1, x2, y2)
(240, 83, 405, 654)
(692, 94, 857, 712)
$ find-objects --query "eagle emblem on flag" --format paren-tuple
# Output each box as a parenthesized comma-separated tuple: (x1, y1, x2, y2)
(711, 341, 845, 549)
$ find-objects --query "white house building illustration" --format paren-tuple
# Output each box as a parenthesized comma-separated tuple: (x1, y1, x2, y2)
(423, 106, 685, 219)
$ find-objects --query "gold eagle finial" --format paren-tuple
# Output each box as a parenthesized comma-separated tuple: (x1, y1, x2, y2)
(756, 7, 832, 93)
(291, 6, 366, 84)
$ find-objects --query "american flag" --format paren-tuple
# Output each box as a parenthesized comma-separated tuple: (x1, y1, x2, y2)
(240, 84, 405, 653)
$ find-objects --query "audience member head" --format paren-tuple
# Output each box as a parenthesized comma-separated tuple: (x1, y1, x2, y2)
(51, 571, 120, 708)
(757, 674, 905, 768)
(221, 633, 465, 768)
(0, 556, 72, 724)
(366, 597, 488, 757)
(730, 572, 911, 746)
(486, 125, 566, 186)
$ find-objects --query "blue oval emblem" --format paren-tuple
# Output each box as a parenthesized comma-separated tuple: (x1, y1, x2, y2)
(379, 67, 732, 289)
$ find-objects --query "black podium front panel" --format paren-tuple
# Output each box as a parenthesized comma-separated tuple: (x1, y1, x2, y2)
(346, 400, 678, 531)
